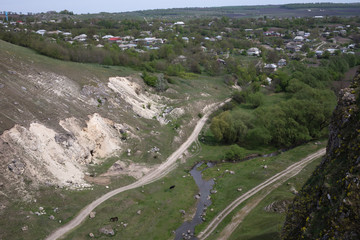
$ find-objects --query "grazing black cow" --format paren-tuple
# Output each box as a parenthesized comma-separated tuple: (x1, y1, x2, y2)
(169, 185, 175, 190)
(110, 217, 118, 222)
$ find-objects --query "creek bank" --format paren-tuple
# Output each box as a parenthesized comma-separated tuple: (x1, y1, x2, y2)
(174, 162, 214, 240)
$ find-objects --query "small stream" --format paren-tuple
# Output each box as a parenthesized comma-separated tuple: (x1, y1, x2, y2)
(174, 148, 292, 239)
(174, 162, 214, 240)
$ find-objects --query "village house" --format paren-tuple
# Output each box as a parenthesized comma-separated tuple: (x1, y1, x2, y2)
(108, 37, 122, 43)
(326, 48, 337, 55)
(264, 31, 281, 36)
(217, 59, 226, 65)
(266, 77, 272, 84)
(36, 29, 46, 35)
(297, 31, 305, 36)
(293, 36, 304, 42)
(102, 35, 114, 40)
(140, 31, 152, 37)
(316, 50, 323, 57)
(174, 21, 185, 26)
(173, 55, 187, 64)
(264, 63, 277, 72)
(286, 42, 301, 52)
(73, 34, 87, 42)
(119, 43, 137, 50)
(62, 32, 72, 36)
(278, 59, 287, 67)
(135, 37, 164, 45)
(47, 30, 62, 35)
(247, 47, 261, 56)
(182, 37, 189, 43)
(348, 44, 355, 49)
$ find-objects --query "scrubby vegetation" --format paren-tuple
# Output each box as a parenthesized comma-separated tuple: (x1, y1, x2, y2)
(209, 55, 360, 150)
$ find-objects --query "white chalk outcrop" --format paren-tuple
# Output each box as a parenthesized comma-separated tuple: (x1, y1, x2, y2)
(1, 113, 128, 191)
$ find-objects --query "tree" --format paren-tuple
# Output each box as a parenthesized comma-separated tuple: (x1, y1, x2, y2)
(210, 111, 234, 143)
(102, 55, 113, 65)
(273, 70, 290, 92)
(245, 127, 272, 145)
(247, 92, 264, 108)
(155, 74, 168, 92)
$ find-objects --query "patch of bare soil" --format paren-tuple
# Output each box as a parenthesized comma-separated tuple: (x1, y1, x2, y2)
(102, 160, 156, 180)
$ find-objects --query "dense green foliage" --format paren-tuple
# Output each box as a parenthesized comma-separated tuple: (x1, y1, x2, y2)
(225, 145, 246, 160)
(210, 55, 360, 148)
(142, 71, 157, 87)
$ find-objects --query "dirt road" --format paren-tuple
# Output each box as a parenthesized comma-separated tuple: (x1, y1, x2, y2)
(315, 41, 326, 51)
(197, 148, 326, 240)
(45, 99, 230, 240)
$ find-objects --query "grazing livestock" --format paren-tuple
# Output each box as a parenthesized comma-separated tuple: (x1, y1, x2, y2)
(110, 217, 119, 222)
(169, 185, 175, 190)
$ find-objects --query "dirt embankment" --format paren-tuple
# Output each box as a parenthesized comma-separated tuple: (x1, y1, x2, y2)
(0, 113, 132, 199)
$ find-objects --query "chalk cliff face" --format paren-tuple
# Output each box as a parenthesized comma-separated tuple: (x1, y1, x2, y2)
(282, 73, 360, 239)
(0, 113, 131, 199)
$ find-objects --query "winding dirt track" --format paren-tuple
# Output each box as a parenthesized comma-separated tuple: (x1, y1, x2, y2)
(197, 148, 326, 240)
(45, 99, 230, 240)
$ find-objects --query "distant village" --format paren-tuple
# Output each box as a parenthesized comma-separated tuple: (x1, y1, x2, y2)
(0, 10, 359, 75)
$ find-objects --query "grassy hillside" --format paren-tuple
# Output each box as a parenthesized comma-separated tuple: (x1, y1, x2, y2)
(0, 39, 231, 240)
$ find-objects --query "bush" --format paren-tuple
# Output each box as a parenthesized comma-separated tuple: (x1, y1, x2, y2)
(222, 102, 235, 111)
(166, 64, 185, 76)
(232, 91, 248, 104)
(142, 71, 157, 87)
(225, 145, 246, 160)
(102, 55, 113, 65)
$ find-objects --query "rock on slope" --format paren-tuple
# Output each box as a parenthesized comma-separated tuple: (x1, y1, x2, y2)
(282, 72, 360, 239)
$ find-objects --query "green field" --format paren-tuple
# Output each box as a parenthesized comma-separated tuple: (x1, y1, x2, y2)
(63, 138, 326, 239)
